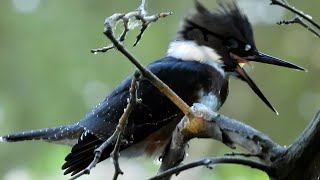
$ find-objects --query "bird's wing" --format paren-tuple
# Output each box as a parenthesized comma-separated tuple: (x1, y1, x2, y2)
(63, 57, 225, 175)
(78, 57, 221, 139)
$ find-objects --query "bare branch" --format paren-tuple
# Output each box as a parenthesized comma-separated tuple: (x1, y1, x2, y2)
(271, 0, 320, 38)
(149, 157, 273, 180)
(277, 16, 320, 38)
(91, 0, 172, 54)
(133, 12, 172, 46)
(69, 71, 141, 180)
(110, 71, 141, 180)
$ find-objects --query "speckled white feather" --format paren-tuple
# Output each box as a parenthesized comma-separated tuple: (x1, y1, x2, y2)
(167, 40, 225, 77)
(198, 92, 220, 112)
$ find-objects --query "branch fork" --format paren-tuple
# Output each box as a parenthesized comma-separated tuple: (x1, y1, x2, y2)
(91, 0, 172, 54)
(271, 0, 320, 38)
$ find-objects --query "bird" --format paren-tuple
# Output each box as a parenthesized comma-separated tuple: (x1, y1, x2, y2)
(0, 1, 305, 177)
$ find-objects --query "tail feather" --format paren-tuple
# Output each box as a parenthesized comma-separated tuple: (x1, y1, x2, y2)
(62, 131, 133, 176)
(0, 123, 84, 146)
(62, 132, 117, 176)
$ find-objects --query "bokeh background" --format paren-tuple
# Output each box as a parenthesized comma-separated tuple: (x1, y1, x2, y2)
(0, 0, 319, 179)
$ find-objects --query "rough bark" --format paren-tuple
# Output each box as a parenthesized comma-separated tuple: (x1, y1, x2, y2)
(154, 107, 320, 180)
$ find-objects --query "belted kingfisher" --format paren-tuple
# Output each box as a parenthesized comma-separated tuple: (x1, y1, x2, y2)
(0, 1, 305, 177)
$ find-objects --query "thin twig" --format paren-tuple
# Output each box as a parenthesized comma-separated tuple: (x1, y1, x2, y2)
(276, 0, 320, 38)
(277, 17, 320, 38)
(271, 0, 320, 38)
(271, 0, 320, 29)
(91, 0, 172, 53)
(225, 152, 263, 158)
(110, 71, 141, 180)
(111, 130, 124, 180)
(292, 17, 320, 38)
(148, 157, 273, 180)
(69, 71, 141, 180)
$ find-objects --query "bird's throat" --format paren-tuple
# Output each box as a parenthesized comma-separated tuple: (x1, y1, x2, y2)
(167, 40, 225, 77)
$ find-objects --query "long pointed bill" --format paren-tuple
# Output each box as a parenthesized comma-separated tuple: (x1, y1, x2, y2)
(235, 66, 279, 115)
(246, 51, 306, 71)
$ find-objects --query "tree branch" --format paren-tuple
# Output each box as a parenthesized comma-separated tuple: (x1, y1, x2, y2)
(271, 0, 320, 38)
(157, 103, 284, 179)
(273, 111, 320, 180)
(155, 104, 320, 180)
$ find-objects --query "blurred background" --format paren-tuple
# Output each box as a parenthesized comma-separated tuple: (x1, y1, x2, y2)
(0, 0, 319, 179)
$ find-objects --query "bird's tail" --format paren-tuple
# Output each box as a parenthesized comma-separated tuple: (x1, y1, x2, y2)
(0, 123, 84, 146)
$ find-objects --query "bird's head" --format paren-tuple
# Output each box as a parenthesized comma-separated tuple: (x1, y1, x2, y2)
(168, 1, 306, 114)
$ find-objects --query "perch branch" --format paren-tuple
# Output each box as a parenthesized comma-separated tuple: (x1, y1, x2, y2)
(69, 71, 141, 180)
(156, 105, 320, 180)
(157, 103, 284, 179)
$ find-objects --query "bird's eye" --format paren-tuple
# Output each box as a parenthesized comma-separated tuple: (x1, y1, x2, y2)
(245, 44, 251, 51)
